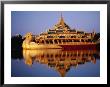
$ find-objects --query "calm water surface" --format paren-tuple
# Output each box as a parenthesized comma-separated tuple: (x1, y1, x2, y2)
(11, 49, 100, 77)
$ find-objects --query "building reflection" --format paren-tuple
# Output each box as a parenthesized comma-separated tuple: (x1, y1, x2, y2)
(23, 49, 100, 77)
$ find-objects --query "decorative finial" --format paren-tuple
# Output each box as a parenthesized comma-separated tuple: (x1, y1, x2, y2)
(59, 12, 65, 27)
(61, 12, 63, 19)
(60, 12, 64, 21)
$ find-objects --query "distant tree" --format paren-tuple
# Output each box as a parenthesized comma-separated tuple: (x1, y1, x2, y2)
(11, 34, 23, 50)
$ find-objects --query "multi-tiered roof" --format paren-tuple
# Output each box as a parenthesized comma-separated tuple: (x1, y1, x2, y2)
(40, 14, 86, 36)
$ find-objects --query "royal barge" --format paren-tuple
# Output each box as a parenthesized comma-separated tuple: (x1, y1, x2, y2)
(22, 14, 99, 50)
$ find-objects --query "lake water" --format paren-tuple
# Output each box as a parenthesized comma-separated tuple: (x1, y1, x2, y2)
(11, 49, 100, 77)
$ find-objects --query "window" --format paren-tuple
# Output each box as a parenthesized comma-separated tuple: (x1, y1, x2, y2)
(47, 36, 53, 38)
(59, 36, 65, 38)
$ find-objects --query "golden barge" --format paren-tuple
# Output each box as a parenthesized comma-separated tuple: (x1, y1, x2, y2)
(22, 14, 98, 50)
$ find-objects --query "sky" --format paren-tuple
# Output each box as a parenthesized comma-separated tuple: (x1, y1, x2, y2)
(11, 11, 100, 36)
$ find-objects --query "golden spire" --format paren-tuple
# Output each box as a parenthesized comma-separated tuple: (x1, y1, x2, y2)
(61, 13, 64, 23)
(58, 13, 65, 27)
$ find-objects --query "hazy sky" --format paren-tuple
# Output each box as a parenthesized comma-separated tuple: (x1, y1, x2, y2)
(11, 11, 100, 36)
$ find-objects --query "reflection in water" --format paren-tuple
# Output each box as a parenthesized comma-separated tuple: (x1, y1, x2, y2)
(22, 49, 99, 77)
(11, 49, 23, 60)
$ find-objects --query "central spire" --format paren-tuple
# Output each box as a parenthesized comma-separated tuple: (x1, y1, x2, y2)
(59, 13, 65, 27)
(54, 13, 70, 30)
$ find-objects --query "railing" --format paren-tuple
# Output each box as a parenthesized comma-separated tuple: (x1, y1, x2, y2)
(38, 42, 96, 45)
